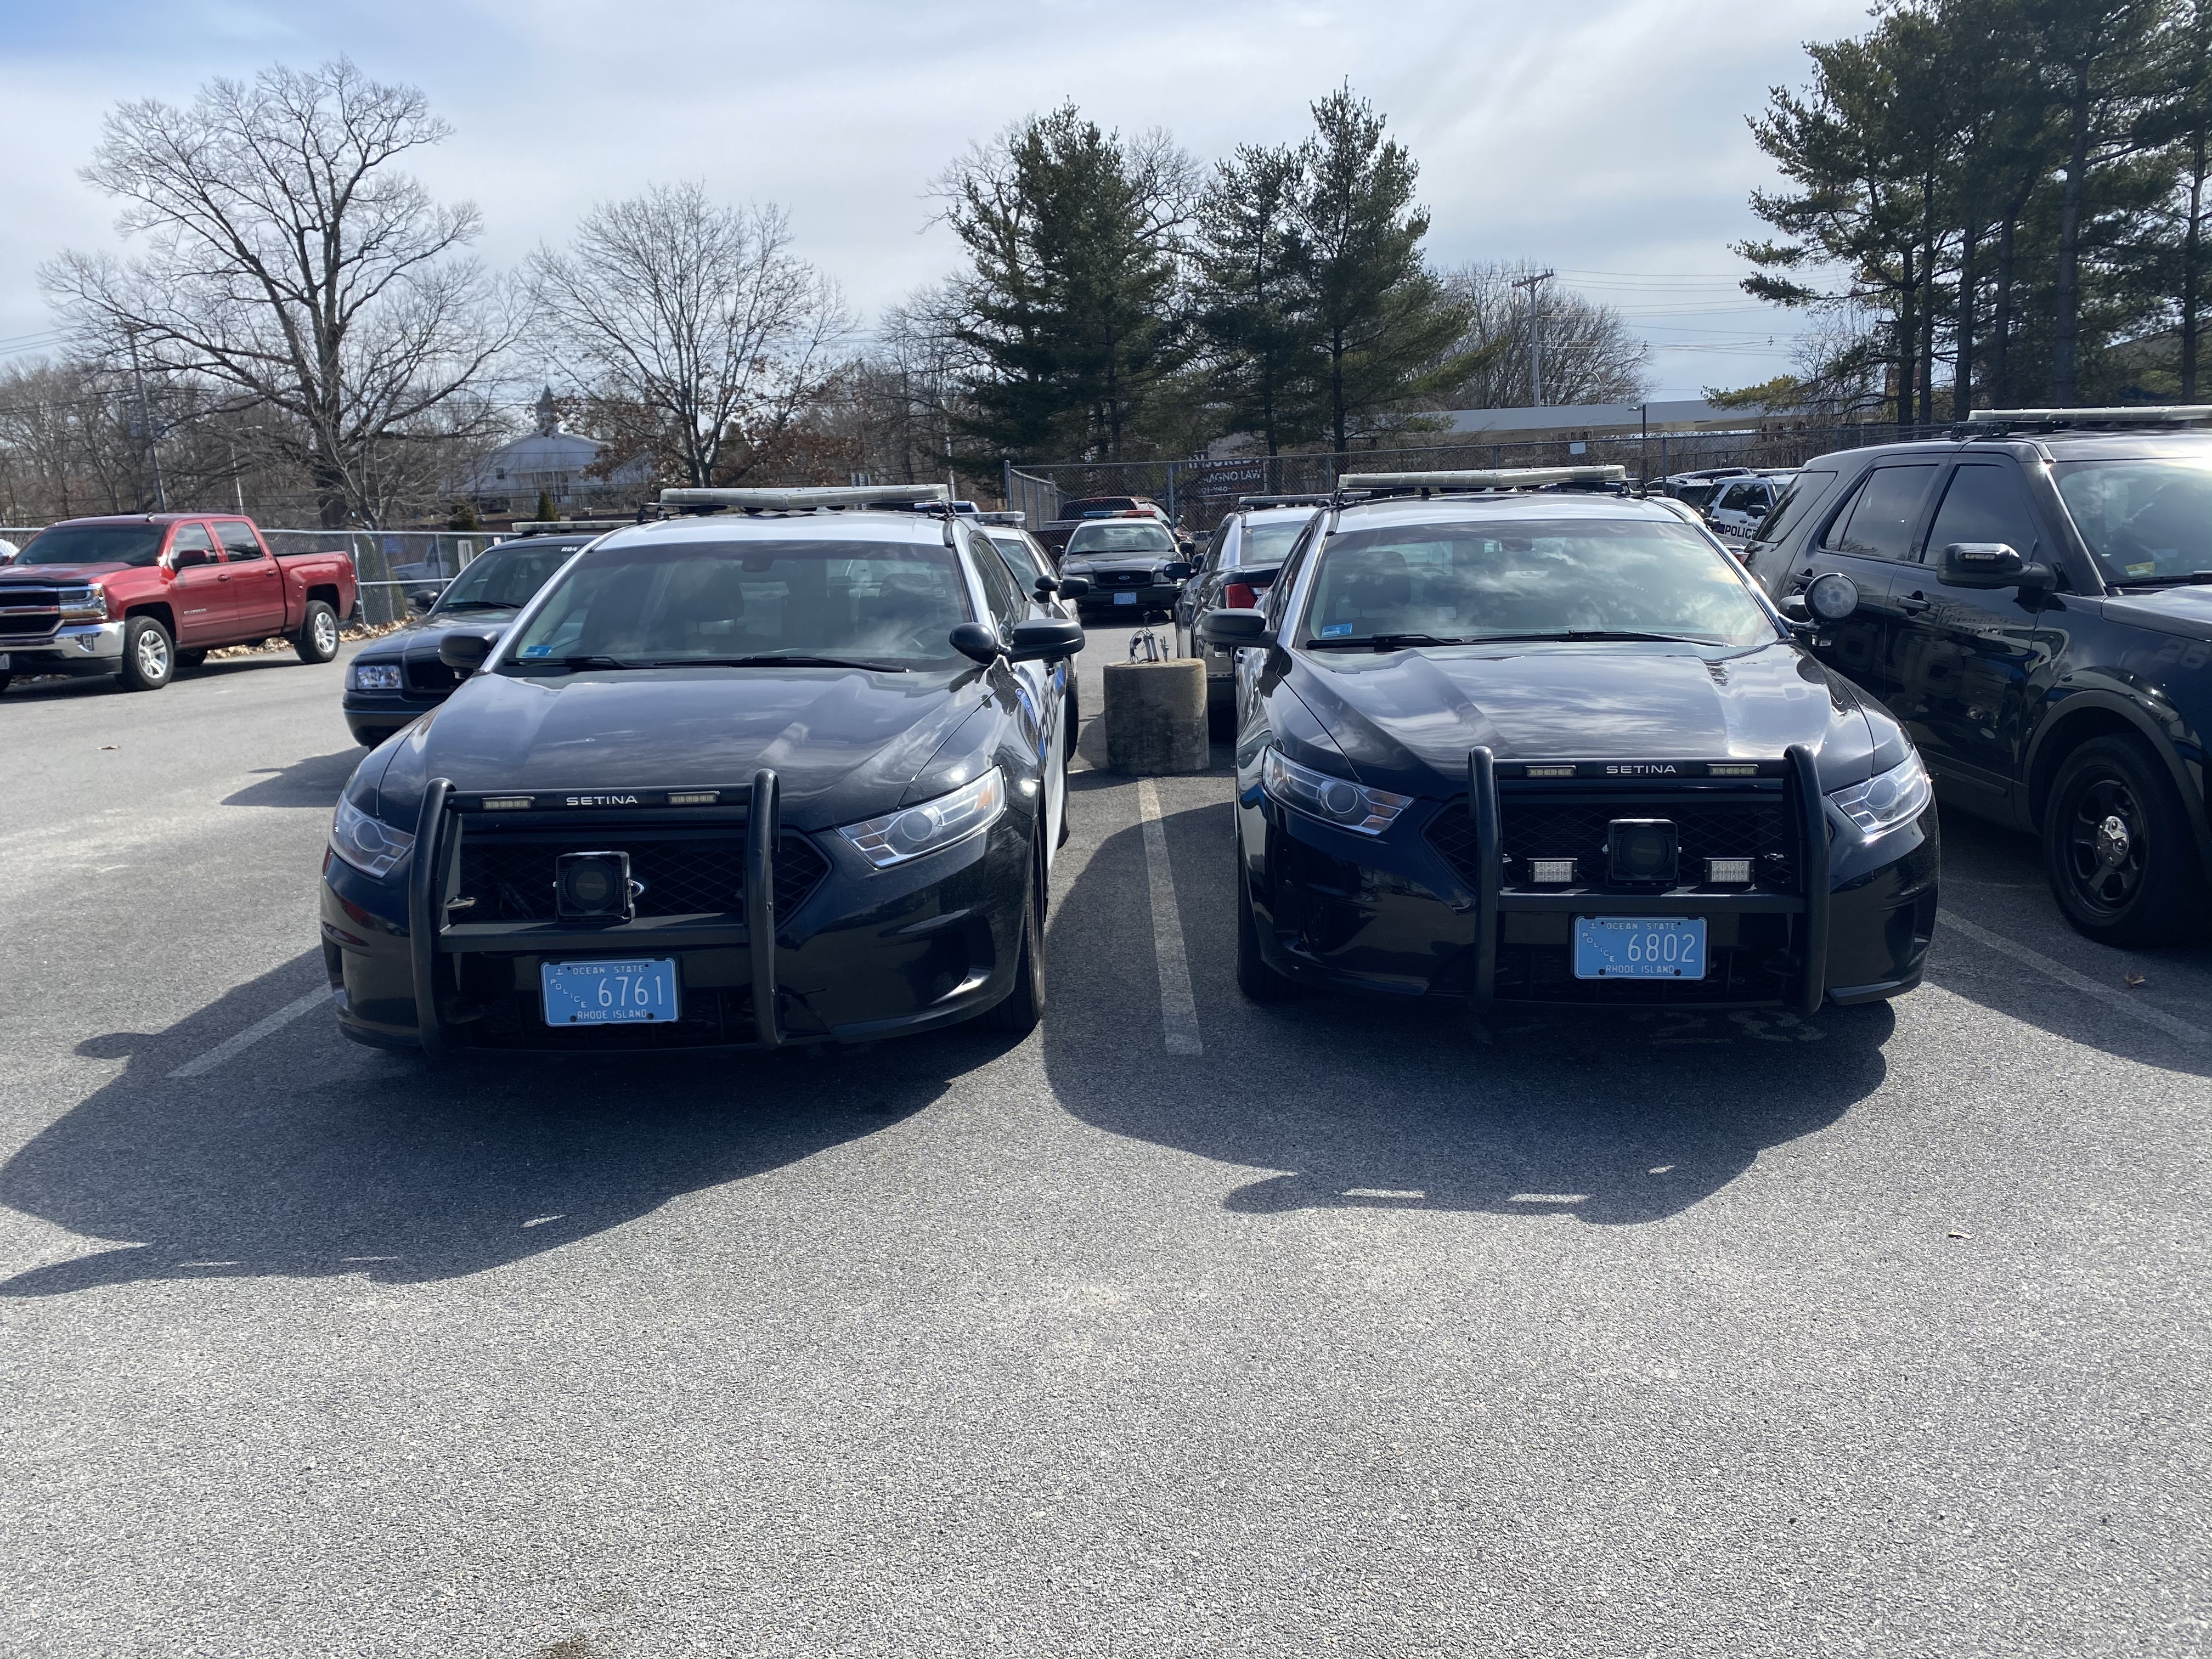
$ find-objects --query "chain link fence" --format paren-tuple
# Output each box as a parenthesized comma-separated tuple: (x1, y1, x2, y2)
(259, 530, 496, 627)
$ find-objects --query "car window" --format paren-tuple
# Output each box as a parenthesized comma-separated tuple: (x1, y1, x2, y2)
(434, 544, 575, 610)
(1825, 464, 1937, 560)
(1234, 517, 1313, 569)
(503, 538, 974, 669)
(1926, 464, 2041, 565)
(1065, 522, 1177, 555)
(969, 530, 1026, 631)
(1713, 482, 1757, 516)
(2052, 458, 2212, 582)
(216, 522, 265, 560)
(1265, 515, 1328, 627)
(15, 523, 167, 567)
(985, 528, 1047, 594)
(1750, 469, 1836, 547)
(1299, 517, 1775, 648)
(170, 523, 216, 559)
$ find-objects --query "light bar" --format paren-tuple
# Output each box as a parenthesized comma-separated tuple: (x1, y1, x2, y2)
(1524, 764, 1577, 778)
(481, 795, 532, 811)
(659, 484, 952, 511)
(1705, 858, 1753, 884)
(1339, 465, 1629, 490)
(1529, 858, 1578, 884)
(509, 520, 634, 534)
(979, 511, 1025, 526)
(1965, 406, 2212, 425)
(666, 791, 719, 806)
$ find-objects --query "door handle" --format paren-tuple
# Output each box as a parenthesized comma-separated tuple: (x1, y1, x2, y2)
(1898, 592, 1928, 613)
(216, 573, 231, 582)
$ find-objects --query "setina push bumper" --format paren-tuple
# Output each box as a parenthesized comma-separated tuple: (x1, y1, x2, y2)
(1241, 745, 1937, 1012)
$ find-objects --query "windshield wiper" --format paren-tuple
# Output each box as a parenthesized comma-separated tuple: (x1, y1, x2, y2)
(510, 654, 639, 672)
(1462, 629, 1722, 645)
(1306, 633, 1473, 651)
(434, 600, 516, 613)
(641, 654, 911, 672)
(2112, 571, 2212, 588)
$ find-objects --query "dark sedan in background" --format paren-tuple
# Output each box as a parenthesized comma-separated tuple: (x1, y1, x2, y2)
(342, 532, 594, 744)
(1059, 517, 1193, 622)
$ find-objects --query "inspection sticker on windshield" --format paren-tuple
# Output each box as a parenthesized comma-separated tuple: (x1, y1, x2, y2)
(1321, 623, 1353, 637)
(1573, 917, 1706, 980)
(541, 957, 681, 1025)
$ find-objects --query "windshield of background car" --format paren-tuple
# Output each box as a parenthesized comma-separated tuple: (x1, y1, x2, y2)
(1066, 523, 1176, 556)
(984, 529, 1047, 590)
(16, 523, 166, 567)
(1234, 517, 1312, 568)
(501, 539, 974, 669)
(436, 544, 575, 610)
(1300, 517, 1776, 647)
(2052, 459, 2212, 580)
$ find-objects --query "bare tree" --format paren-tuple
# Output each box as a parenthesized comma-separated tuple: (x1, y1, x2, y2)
(531, 184, 851, 489)
(42, 59, 514, 529)
(1437, 263, 1652, 409)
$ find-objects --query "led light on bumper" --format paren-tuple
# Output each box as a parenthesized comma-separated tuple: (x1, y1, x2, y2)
(1261, 748, 1412, 835)
(1829, 750, 1932, 836)
(351, 662, 403, 691)
(329, 795, 416, 879)
(839, 768, 1006, 868)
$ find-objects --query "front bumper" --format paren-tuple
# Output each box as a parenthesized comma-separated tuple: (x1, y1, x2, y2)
(2, 621, 125, 674)
(1240, 746, 1938, 1013)
(1077, 584, 1182, 615)
(320, 772, 1034, 1053)
(341, 685, 446, 743)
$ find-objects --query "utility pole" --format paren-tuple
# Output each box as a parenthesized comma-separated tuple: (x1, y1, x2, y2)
(1512, 269, 1555, 408)
(125, 327, 168, 513)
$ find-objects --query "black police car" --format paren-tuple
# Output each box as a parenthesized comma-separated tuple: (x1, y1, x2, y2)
(321, 486, 1082, 1054)
(1173, 495, 1327, 732)
(1201, 467, 1938, 1012)
(1059, 516, 1194, 621)
(1745, 408, 2212, 945)
(342, 531, 597, 745)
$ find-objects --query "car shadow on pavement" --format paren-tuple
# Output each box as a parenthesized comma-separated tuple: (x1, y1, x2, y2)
(222, 749, 364, 809)
(1, 950, 1016, 1297)
(1045, 800, 1896, 1227)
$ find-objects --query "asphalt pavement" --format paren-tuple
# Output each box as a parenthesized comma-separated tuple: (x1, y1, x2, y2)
(0, 640, 2207, 1657)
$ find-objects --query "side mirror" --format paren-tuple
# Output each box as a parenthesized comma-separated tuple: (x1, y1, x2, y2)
(1008, 617, 1085, 663)
(1199, 607, 1276, 649)
(1939, 541, 2053, 591)
(1780, 595, 1811, 622)
(437, 631, 496, 674)
(1032, 576, 1059, 600)
(408, 588, 439, 612)
(1056, 574, 1092, 599)
(1805, 571, 1860, 622)
(172, 548, 213, 570)
(949, 622, 1001, 665)
(1163, 561, 1195, 582)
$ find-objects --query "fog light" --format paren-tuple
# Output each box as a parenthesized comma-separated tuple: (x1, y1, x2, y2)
(556, 850, 634, 921)
(1530, 858, 1577, 884)
(1606, 820, 1678, 885)
(1705, 857, 1753, 884)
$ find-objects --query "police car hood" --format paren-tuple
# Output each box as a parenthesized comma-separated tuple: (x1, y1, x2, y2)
(1286, 639, 1892, 795)
(370, 664, 988, 828)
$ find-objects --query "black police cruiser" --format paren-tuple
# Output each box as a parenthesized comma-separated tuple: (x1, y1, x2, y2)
(342, 528, 605, 746)
(1173, 495, 1328, 732)
(1201, 466, 1938, 1012)
(321, 485, 1082, 1054)
(1745, 407, 2212, 945)
(1059, 516, 1194, 621)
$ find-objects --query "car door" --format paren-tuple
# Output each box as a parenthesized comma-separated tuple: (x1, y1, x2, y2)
(1708, 479, 1770, 540)
(164, 522, 234, 646)
(1787, 461, 1942, 702)
(214, 520, 285, 636)
(1886, 459, 2055, 810)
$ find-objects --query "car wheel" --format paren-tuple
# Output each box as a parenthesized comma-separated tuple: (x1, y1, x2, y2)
(984, 837, 1047, 1033)
(118, 617, 174, 691)
(2043, 733, 2210, 946)
(1234, 833, 1300, 1002)
(295, 601, 340, 664)
(176, 648, 208, 671)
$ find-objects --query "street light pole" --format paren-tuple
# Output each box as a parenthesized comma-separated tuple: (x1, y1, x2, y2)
(1511, 269, 1555, 408)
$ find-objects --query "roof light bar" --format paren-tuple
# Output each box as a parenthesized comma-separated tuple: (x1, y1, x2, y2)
(1339, 465, 1630, 490)
(1964, 406, 2212, 426)
(659, 484, 953, 512)
(509, 520, 633, 534)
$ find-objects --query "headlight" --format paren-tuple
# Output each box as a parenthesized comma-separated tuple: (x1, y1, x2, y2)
(1261, 747, 1413, 835)
(351, 662, 403, 691)
(838, 768, 1007, 868)
(58, 585, 105, 621)
(329, 795, 416, 878)
(1827, 749, 1932, 836)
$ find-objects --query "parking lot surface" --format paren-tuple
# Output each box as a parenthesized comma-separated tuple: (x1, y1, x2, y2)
(2, 646, 2208, 1657)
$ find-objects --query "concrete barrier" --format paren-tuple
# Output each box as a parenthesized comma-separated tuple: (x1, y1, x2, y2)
(1103, 658, 1209, 774)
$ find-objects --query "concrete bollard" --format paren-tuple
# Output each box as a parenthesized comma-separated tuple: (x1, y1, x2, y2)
(1103, 658, 1209, 775)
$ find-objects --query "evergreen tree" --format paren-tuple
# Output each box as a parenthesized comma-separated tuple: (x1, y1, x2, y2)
(1190, 143, 1321, 455)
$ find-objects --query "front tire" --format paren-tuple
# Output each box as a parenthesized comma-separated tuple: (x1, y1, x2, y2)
(117, 617, 174, 691)
(985, 837, 1047, 1034)
(2043, 733, 2210, 946)
(1234, 834, 1299, 1002)
(295, 600, 340, 664)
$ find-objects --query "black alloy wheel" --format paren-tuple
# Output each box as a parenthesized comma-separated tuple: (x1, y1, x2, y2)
(985, 836, 1047, 1034)
(2044, 733, 2209, 946)
(1234, 832, 1300, 1003)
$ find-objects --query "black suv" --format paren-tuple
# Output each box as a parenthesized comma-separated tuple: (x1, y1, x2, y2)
(1744, 412, 2212, 945)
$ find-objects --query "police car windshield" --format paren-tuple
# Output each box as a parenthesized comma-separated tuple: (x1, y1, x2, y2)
(1066, 522, 1176, 555)
(434, 543, 575, 611)
(2053, 459, 2212, 580)
(503, 539, 975, 670)
(1302, 518, 1774, 648)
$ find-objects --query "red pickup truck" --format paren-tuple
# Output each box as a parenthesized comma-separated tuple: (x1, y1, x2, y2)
(0, 513, 357, 694)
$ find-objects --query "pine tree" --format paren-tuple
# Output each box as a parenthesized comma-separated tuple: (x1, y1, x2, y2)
(1190, 143, 1322, 455)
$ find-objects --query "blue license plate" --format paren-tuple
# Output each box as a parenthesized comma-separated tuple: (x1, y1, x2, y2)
(1114, 591, 1138, 605)
(1573, 916, 1707, 980)
(540, 957, 681, 1025)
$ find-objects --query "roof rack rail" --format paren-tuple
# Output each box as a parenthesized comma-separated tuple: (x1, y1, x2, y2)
(508, 519, 634, 535)
(658, 484, 954, 515)
(1234, 493, 1334, 509)
(1337, 465, 1629, 499)
(1959, 405, 2212, 435)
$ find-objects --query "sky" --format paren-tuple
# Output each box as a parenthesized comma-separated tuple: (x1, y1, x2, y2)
(0, 0, 1871, 411)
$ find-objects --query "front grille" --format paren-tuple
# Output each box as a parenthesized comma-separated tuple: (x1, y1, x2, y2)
(455, 830, 831, 921)
(405, 656, 463, 693)
(1493, 941, 1795, 1006)
(1098, 571, 1149, 588)
(1427, 793, 1797, 890)
(0, 590, 63, 636)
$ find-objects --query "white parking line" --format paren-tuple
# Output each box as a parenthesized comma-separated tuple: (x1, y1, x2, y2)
(1136, 778, 1204, 1056)
(1937, 909, 2209, 1047)
(168, 987, 334, 1078)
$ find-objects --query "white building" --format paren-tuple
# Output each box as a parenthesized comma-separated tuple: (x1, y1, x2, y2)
(466, 389, 652, 515)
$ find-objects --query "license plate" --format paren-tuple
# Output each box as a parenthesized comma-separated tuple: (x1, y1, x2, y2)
(1573, 916, 1707, 980)
(1114, 591, 1138, 605)
(540, 957, 680, 1025)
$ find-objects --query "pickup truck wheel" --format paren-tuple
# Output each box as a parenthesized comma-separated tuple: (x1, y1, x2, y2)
(2044, 733, 2210, 946)
(118, 617, 174, 691)
(295, 601, 340, 664)
(176, 649, 207, 672)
